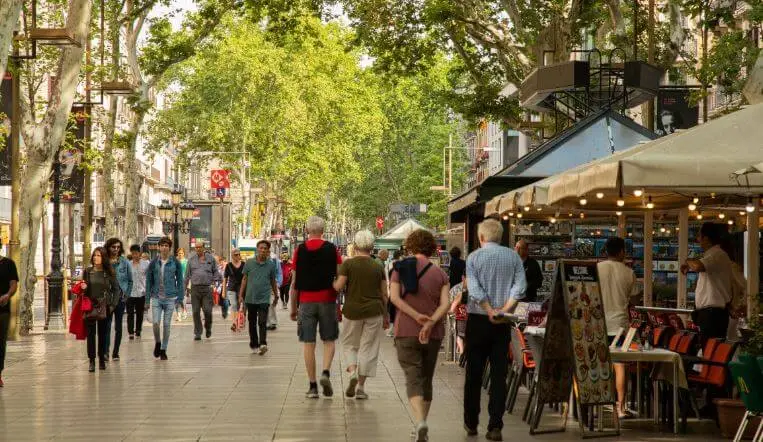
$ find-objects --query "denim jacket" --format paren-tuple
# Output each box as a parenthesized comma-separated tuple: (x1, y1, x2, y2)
(112, 256, 133, 301)
(146, 256, 184, 303)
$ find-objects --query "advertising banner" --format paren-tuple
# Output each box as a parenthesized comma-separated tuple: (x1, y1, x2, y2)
(57, 106, 87, 203)
(656, 88, 700, 136)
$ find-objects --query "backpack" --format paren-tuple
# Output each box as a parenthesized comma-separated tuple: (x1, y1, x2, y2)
(393, 257, 433, 298)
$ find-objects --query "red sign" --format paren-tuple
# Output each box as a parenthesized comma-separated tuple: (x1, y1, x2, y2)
(210, 169, 230, 189)
(375, 217, 384, 231)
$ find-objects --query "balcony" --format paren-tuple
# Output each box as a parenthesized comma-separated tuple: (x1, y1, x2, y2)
(114, 193, 157, 217)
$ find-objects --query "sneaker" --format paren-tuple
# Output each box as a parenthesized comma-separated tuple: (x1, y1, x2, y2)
(206, 330, 212, 339)
(485, 428, 502, 441)
(194, 336, 202, 341)
(320, 373, 334, 397)
(99, 360, 106, 370)
(160, 350, 168, 361)
(464, 424, 477, 436)
(136, 334, 141, 339)
(258, 345, 268, 355)
(305, 386, 319, 399)
(355, 389, 368, 400)
(345, 371, 358, 398)
(415, 421, 428, 442)
(112, 353, 120, 361)
(386, 329, 394, 337)
(129, 334, 134, 340)
(154, 342, 161, 358)
(88, 361, 95, 373)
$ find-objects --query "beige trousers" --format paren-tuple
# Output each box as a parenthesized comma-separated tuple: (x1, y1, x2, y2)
(341, 315, 384, 378)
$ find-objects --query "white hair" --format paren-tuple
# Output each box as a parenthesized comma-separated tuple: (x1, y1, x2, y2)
(478, 218, 503, 243)
(353, 230, 375, 252)
(306, 216, 325, 234)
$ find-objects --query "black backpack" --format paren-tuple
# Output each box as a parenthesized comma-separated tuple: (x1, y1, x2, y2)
(393, 257, 433, 298)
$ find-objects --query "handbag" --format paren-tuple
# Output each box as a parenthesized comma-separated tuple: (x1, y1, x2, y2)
(84, 300, 107, 321)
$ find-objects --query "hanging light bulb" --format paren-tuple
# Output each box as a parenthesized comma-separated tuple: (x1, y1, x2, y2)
(693, 195, 699, 204)
(596, 192, 604, 199)
(634, 189, 644, 197)
(728, 220, 734, 225)
(740, 211, 747, 216)
(666, 230, 671, 235)
(615, 211, 623, 216)
(536, 207, 542, 212)
(502, 215, 509, 221)
(524, 206, 530, 212)
(580, 213, 586, 219)
(660, 227, 666, 233)
(697, 214, 703, 220)
(550, 217, 557, 224)
(508, 212, 514, 217)
(517, 213, 523, 219)
(746, 197, 755, 213)
(646, 196, 654, 209)
(688, 202, 697, 211)
(568, 213, 573, 217)
(617, 199, 625, 207)
(580, 197, 588, 206)
(718, 213, 726, 219)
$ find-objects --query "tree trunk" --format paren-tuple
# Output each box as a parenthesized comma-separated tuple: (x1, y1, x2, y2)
(123, 105, 145, 247)
(16, 0, 92, 334)
(0, 0, 23, 80)
(102, 96, 118, 239)
(743, 50, 763, 105)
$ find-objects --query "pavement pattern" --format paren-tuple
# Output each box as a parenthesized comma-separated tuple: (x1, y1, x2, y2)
(0, 302, 729, 441)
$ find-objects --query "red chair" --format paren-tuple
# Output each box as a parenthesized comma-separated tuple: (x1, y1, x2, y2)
(676, 331, 698, 355)
(667, 333, 682, 351)
(652, 326, 675, 348)
(506, 327, 536, 413)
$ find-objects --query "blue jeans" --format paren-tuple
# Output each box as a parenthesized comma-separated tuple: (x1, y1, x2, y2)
(153, 299, 175, 351)
(103, 300, 125, 357)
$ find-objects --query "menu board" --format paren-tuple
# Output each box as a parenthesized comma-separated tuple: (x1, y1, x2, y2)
(560, 260, 616, 406)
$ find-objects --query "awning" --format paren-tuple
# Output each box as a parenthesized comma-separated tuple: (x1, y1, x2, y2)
(547, 103, 763, 205)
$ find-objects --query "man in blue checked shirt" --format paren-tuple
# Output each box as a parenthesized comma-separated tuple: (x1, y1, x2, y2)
(463, 218, 526, 441)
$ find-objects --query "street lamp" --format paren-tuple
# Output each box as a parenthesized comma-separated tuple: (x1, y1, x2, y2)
(45, 148, 64, 330)
(159, 185, 195, 254)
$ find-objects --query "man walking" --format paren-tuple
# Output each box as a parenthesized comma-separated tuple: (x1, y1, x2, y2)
(146, 236, 184, 360)
(185, 240, 220, 341)
(515, 240, 544, 302)
(464, 219, 526, 441)
(0, 248, 18, 386)
(127, 244, 150, 340)
(239, 240, 279, 355)
(104, 237, 132, 361)
(290, 216, 342, 398)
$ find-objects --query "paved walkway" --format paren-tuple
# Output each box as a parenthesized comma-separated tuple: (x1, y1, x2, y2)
(2, 305, 727, 441)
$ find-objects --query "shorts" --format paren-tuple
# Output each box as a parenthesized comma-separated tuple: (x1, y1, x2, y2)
(298, 301, 339, 343)
(456, 319, 467, 338)
(227, 291, 239, 311)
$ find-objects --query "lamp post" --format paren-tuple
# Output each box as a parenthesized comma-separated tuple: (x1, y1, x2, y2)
(158, 185, 195, 255)
(45, 149, 64, 330)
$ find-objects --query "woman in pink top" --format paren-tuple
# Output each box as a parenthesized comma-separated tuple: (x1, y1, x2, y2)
(390, 229, 450, 442)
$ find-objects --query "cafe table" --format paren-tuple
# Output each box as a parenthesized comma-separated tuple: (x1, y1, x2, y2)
(610, 347, 687, 434)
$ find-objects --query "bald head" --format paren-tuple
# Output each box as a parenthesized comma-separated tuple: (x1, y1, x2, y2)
(515, 240, 529, 260)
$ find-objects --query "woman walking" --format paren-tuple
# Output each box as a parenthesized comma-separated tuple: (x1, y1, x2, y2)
(175, 248, 189, 321)
(104, 237, 132, 361)
(390, 229, 450, 442)
(333, 230, 388, 400)
(80, 247, 119, 372)
(224, 248, 245, 331)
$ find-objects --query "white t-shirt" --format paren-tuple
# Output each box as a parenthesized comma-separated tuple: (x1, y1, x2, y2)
(695, 245, 733, 309)
(597, 260, 638, 335)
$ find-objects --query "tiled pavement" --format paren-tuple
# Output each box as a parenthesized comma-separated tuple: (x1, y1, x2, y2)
(0, 305, 729, 441)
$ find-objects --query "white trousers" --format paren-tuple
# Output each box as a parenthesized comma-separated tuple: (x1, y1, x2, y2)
(341, 315, 384, 378)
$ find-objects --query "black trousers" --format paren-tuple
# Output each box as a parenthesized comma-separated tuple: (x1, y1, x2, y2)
(87, 318, 109, 361)
(279, 285, 290, 305)
(0, 312, 9, 372)
(464, 314, 511, 431)
(247, 303, 269, 347)
(693, 306, 729, 348)
(126, 297, 145, 336)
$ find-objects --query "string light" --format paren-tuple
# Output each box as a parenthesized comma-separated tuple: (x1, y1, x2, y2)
(688, 202, 697, 211)
(502, 215, 509, 220)
(596, 192, 604, 199)
(646, 196, 654, 209)
(728, 220, 734, 225)
(718, 213, 726, 219)
(508, 212, 514, 217)
(697, 214, 703, 220)
(524, 206, 530, 212)
(746, 197, 755, 213)
(615, 211, 623, 216)
(517, 213, 523, 218)
(693, 195, 699, 204)
(660, 227, 666, 233)
(579, 197, 588, 206)
(634, 189, 644, 197)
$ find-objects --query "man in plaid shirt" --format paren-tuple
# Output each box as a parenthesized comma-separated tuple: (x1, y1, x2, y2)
(463, 218, 526, 441)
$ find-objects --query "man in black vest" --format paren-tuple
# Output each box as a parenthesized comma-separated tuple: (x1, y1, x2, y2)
(290, 216, 342, 399)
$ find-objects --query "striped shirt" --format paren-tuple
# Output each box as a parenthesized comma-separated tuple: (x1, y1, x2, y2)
(466, 242, 527, 315)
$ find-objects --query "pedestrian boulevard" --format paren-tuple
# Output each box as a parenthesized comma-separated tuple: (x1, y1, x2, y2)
(0, 307, 726, 441)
